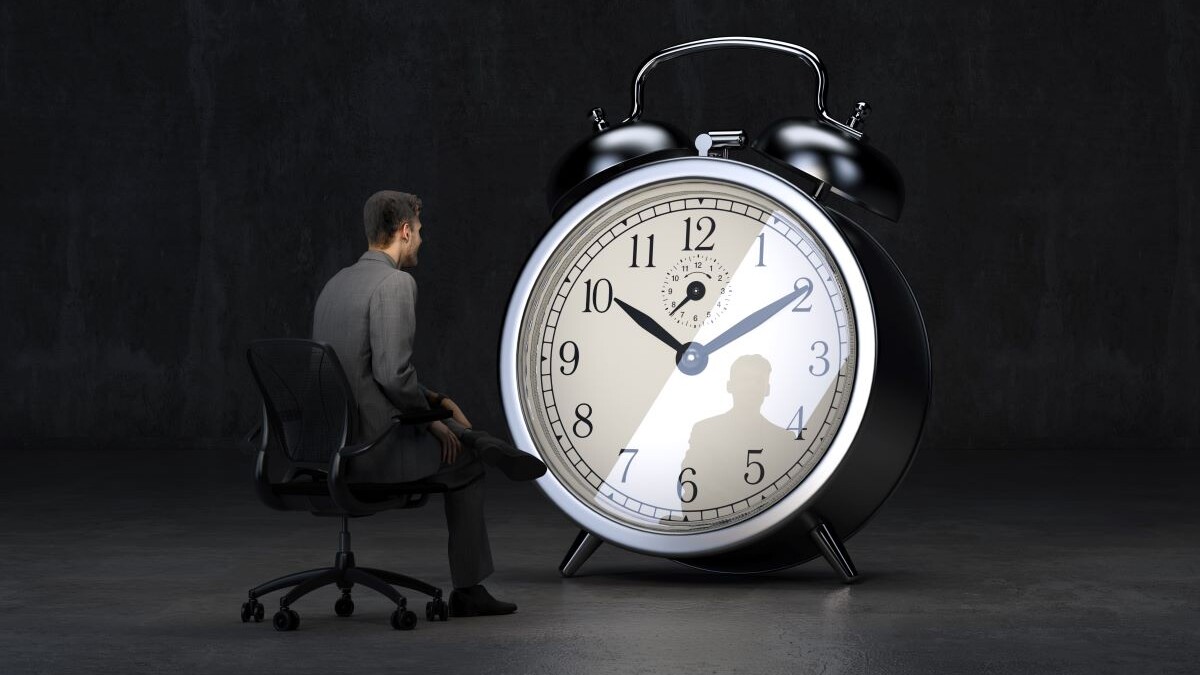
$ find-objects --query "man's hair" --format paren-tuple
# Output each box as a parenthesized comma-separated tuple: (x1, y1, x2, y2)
(363, 190, 422, 246)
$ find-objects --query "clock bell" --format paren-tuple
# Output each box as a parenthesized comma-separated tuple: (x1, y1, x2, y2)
(548, 36, 905, 225)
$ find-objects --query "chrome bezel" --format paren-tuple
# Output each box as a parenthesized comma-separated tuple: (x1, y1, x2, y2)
(500, 157, 877, 557)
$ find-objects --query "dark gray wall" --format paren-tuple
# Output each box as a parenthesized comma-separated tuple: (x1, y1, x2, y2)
(2, 0, 1197, 450)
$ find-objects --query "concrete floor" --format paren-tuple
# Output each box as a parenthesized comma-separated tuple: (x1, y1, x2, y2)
(1, 443, 1197, 674)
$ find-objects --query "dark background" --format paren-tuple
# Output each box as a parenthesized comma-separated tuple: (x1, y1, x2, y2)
(2, 0, 1197, 451)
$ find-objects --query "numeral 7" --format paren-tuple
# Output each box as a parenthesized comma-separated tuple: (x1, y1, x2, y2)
(617, 448, 639, 482)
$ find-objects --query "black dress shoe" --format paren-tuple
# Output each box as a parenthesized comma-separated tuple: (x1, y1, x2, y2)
(462, 431, 547, 481)
(449, 585, 517, 617)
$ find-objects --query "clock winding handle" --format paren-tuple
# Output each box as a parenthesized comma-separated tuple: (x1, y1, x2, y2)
(624, 36, 863, 139)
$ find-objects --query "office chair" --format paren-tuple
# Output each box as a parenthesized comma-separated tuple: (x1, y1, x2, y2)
(241, 338, 477, 631)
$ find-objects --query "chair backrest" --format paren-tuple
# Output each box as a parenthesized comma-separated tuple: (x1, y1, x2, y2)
(246, 339, 353, 466)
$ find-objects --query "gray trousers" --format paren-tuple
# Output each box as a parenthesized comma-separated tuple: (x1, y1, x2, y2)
(435, 419, 494, 589)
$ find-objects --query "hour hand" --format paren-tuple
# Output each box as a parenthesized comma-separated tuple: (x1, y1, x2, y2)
(613, 297, 683, 352)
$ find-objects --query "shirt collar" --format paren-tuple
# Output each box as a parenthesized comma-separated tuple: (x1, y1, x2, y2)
(360, 250, 398, 268)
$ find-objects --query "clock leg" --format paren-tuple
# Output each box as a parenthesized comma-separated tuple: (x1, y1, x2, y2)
(810, 521, 859, 583)
(559, 529, 603, 577)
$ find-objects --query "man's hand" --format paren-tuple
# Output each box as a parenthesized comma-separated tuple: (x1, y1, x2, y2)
(426, 389, 473, 430)
(441, 398, 473, 430)
(429, 420, 461, 464)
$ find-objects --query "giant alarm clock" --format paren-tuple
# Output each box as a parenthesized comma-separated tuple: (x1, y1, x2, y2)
(500, 37, 930, 581)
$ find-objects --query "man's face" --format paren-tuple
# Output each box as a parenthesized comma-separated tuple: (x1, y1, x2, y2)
(401, 216, 423, 267)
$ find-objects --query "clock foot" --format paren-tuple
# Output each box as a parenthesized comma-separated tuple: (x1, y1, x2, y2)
(559, 529, 603, 577)
(810, 521, 859, 583)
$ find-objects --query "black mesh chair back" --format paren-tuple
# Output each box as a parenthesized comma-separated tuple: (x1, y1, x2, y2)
(240, 339, 479, 629)
(246, 339, 353, 466)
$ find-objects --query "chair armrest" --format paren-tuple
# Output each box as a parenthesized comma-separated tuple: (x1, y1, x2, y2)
(393, 407, 452, 425)
(336, 407, 451, 462)
(336, 419, 405, 461)
(329, 420, 412, 515)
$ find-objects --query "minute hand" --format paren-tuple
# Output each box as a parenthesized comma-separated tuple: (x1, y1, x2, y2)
(705, 285, 807, 355)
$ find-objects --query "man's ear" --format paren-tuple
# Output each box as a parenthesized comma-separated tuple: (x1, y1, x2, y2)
(396, 221, 413, 241)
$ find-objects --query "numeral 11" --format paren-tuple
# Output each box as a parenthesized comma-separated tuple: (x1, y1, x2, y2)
(629, 234, 655, 268)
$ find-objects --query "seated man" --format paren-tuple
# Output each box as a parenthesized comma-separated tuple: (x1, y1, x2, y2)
(312, 190, 545, 617)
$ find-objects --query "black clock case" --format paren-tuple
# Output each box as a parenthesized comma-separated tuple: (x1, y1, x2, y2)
(543, 149, 931, 579)
(674, 205, 932, 574)
(540, 36, 929, 580)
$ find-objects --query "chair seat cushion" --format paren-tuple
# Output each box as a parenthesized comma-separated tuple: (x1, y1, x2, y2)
(272, 479, 450, 499)
(270, 459, 484, 509)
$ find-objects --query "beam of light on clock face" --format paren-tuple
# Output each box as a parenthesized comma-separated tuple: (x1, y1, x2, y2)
(520, 179, 855, 534)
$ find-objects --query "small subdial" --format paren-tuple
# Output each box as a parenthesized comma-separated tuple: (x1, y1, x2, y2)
(660, 254, 733, 328)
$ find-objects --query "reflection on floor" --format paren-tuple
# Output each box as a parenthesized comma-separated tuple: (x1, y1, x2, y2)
(1, 442, 1197, 674)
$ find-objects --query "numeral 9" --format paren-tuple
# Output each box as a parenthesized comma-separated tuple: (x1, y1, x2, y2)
(558, 341, 579, 375)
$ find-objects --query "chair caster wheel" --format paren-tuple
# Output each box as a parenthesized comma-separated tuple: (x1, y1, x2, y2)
(391, 608, 417, 631)
(273, 608, 300, 631)
(334, 595, 355, 617)
(241, 599, 264, 623)
(426, 598, 448, 622)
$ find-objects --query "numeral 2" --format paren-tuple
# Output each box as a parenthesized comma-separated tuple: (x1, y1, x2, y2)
(792, 277, 813, 312)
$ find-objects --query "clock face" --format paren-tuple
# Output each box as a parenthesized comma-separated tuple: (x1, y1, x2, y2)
(514, 174, 858, 535)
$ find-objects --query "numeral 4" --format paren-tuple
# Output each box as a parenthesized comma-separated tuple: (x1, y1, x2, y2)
(787, 406, 807, 440)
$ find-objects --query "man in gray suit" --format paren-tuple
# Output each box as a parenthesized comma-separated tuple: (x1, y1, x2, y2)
(312, 190, 544, 617)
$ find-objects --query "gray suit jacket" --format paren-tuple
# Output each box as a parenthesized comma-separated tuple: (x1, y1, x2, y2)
(312, 250, 441, 482)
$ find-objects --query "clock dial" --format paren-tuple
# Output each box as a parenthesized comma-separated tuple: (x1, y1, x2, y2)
(660, 254, 733, 328)
(518, 178, 856, 534)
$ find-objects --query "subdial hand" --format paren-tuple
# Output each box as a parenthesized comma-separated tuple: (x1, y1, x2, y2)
(668, 280, 707, 317)
(705, 278, 812, 355)
(614, 297, 684, 352)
